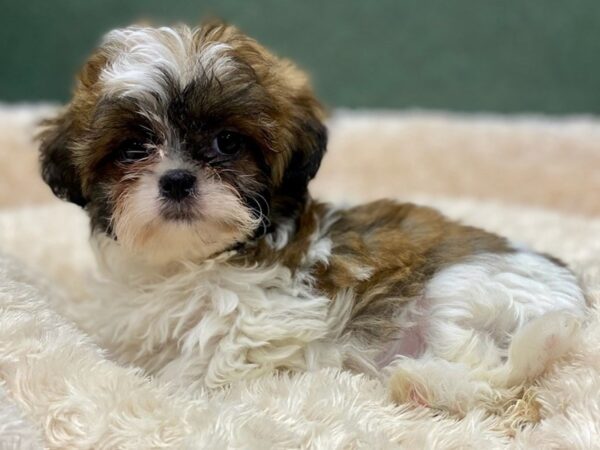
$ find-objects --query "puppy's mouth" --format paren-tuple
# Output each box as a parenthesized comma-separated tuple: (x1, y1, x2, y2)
(158, 169, 199, 221)
(160, 200, 198, 222)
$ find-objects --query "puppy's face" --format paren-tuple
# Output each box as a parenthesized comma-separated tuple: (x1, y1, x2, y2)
(39, 23, 326, 264)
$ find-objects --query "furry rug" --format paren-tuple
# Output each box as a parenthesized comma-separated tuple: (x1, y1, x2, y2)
(1, 104, 599, 449)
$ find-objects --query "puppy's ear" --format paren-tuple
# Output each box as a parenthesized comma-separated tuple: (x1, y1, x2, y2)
(276, 98, 327, 215)
(38, 109, 87, 207)
(284, 117, 327, 190)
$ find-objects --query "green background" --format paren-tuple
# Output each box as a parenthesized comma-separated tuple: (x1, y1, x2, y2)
(2, 1, 599, 113)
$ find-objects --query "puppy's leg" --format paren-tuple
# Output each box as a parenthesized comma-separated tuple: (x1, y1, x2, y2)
(388, 310, 581, 416)
(490, 309, 581, 386)
(388, 356, 503, 416)
(388, 251, 586, 414)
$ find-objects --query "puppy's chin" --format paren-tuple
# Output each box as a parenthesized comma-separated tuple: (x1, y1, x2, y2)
(110, 173, 259, 266)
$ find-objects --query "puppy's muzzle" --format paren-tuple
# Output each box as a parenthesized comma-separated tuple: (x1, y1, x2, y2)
(159, 169, 196, 202)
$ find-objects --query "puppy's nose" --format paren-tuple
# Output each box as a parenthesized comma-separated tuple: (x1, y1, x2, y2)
(159, 169, 196, 201)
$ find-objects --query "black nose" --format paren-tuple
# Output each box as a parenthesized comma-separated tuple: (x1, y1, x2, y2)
(159, 169, 196, 201)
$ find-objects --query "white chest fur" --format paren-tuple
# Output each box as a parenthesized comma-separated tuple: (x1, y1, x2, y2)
(86, 245, 353, 389)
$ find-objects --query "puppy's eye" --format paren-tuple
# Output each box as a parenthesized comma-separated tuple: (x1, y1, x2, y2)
(212, 131, 244, 156)
(117, 140, 151, 162)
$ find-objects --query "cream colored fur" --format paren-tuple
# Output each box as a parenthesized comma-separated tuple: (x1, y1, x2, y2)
(88, 235, 349, 389)
(1, 104, 600, 448)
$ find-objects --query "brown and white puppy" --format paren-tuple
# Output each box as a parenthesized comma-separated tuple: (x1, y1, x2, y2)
(39, 22, 586, 414)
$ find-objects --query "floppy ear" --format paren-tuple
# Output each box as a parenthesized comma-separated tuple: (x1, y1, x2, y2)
(283, 118, 327, 191)
(38, 109, 87, 207)
(276, 104, 328, 216)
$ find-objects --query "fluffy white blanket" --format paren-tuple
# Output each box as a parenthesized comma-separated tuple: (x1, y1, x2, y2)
(1, 106, 599, 448)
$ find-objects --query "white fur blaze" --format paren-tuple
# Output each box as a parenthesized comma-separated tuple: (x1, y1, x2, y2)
(101, 27, 235, 104)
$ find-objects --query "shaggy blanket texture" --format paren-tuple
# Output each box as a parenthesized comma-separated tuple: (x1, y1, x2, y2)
(0, 105, 599, 449)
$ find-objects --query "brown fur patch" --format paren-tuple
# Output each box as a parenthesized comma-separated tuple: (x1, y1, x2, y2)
(244, 199, 512, 343)
(321, 201, 511, 340)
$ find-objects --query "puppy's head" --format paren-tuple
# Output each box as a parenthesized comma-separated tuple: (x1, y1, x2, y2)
(39, 23, 326, 264)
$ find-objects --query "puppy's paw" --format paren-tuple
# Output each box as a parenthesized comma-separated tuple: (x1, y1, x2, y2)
(388, 367, 431, 408)
(541, 312, 580, 356)
(387, 359, 496, 416)
(505, 310, 581, 385)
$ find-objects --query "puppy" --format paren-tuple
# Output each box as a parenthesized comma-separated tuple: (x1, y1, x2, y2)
(38, 22, 586, 414)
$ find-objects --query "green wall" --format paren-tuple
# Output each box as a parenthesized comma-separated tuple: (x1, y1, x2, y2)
(2, 0, 600, 113)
